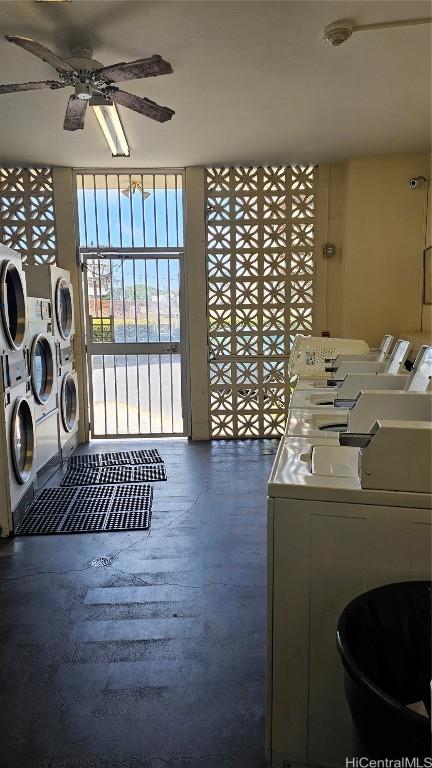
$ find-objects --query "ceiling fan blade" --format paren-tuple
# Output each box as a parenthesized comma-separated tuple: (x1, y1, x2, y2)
(5, 35, 75, 72)
(97, 55, 173, 83)
(63, 95, 87, 131)
(0, 80, 64, 94)
(111, 89, 174, 123)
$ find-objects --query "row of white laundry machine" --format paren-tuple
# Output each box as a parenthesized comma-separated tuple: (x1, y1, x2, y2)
(0, 244, 79, 536)
(266, 334, 432, 768)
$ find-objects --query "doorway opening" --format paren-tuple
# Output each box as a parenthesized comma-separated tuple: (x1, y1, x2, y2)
(75, 170, 187, 438)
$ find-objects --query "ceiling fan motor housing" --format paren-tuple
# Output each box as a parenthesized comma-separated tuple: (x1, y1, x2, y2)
(64, 49, 106, 99)
(66, 48, 103, 71)
(75, 83, 92, 100)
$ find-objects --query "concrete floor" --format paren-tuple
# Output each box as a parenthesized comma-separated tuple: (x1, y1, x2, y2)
(0, 438, 278, 768)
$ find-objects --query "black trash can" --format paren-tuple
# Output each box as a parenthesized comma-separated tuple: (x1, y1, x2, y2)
(337, 581, 431, 760)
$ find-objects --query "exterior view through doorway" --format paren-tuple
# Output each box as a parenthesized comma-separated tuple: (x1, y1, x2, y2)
(75, 170, 187, 438)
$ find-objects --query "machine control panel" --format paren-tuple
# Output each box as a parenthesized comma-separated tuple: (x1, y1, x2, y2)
(60, 345, 74, 366)
(0, 354, 6, 391)
(1, 350, 29, 390)
(33, 298, 52, 321)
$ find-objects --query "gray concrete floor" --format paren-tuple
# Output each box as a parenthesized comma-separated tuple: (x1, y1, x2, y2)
(0, 438, 278, 768)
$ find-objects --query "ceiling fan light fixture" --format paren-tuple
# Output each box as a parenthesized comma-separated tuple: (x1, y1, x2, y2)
(75, 84, 91, 101)
(121, 182, 151, 198)
(93, 103, 129, 157)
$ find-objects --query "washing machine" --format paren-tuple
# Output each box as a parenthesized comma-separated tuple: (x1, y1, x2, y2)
(290, 343, 430, 409)
(27, 296, 61, 488)
(58, 365, 79, 461)
(327, 337, 411, 381)
(0, 245, 37, 535)
(0, 381, 37, 536)
(25, 265, 79, 460)
(325, 333, 394, 369)
(266, 422, 432, 768)
(284, 391, 432, 439)
(285, 405, 350, 439)
(294, 338, 410, 391)
(290, 336, 370, 382)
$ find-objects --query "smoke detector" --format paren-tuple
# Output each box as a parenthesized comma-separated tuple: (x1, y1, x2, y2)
(323, 17, 432, 48)
(323, 20, 354, 46)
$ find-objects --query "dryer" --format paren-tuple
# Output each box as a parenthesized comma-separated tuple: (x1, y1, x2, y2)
(24, 264, 75, 358)
(0, 244, 29, 395)
(27, 296, 60, 488)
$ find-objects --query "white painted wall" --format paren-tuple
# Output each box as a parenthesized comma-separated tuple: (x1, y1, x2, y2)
(316, 153, 432, 347)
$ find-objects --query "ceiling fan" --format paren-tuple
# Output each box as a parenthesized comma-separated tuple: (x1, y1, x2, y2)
(0, 36, 175, 131)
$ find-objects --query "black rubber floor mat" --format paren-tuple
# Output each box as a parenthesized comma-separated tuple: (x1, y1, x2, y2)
(61, 463, 167, 487)
(68, 449, 163, 467)
(15, 484, 152, 536)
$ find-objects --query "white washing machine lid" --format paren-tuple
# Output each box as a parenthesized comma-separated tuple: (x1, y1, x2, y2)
(10, 395, 35, 484)
(267, 435, 430, 507)
(30, 333, 55, 404)
(290, 389, 337, 408)
(311, 445, 359, 478)
(55, 276, 73, 340)
(61, 372, 78, 432)
(0, 259, 27, 350)
(285, 406, 349, 438)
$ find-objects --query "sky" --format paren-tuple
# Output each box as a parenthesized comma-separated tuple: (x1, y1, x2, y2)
(76, 176, 184, 249)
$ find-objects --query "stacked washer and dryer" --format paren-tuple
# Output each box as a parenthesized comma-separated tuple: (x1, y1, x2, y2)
(26, 294, 60, 491)
(25, 264, 79, 463)
(0, 246, 81, 536)
(0, 245, 36, 536)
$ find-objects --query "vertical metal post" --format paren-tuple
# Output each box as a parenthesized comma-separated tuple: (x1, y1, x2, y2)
(168, 258, 174, 431)
(140, 173, 146, 247)
(97, 258, 107, 434)
(164, 174, 169, 248)
(175, 173, 179, 248)
(81, 253, 95, 437)
(105, 174, 111, 245)
(132, 257, 140, 432)
(117, 175, 123, 248)
(92, 173, 99, 247)
(144, 258, 152, 433)
(153, 174, 157, 247)
(81, 175, 88, 247)
(121, 259, 129, 433)
(128, 173, 134, 248)
(156, 259, 163, 431)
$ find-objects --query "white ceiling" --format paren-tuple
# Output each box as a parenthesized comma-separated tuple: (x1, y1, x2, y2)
(0, 0, 430, 167)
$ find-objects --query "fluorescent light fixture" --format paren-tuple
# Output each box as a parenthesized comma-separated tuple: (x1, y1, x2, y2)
(93, 104, 130, 157)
